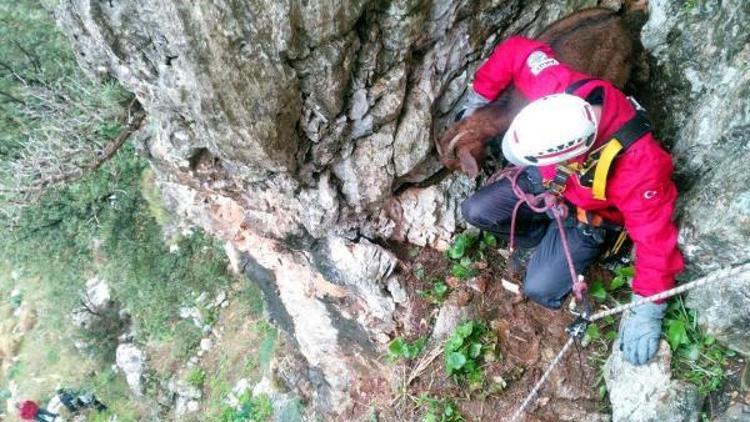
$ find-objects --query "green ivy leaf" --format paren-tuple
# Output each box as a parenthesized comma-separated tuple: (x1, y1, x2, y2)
(469, 342, 482, 358)
(388, 337, 406, 358)
(433, 282, 448, 297)
(459, 256, 473, 267)
(590, 280, 607, 302)
(446, 352, 467, 373)
(609, 275, 627, 291)
(585, 324, 600, 340)
(456, 321, 474, 339)
(450, 264, 472, 280)
(446, 335, 464, 352)
(482, 232, 497, 248)
(666, 319, 689, 351)
(615, 265, 635, 278)
(447, 240, 466, 260)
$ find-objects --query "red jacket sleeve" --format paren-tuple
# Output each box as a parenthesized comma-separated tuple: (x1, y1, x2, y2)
(19, 401, 39, 419)
(472, 36, 562, 100)
(607, 137, 685, 297)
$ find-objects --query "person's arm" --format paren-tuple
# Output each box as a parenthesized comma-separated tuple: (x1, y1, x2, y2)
(472, 36, 560, 100)
(608, 143, 684, 297)
(608, 140, 684, 365)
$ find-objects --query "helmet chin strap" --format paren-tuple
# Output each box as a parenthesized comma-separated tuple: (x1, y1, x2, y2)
(560, 105, 602, 166)
(591, 105, 603, 127)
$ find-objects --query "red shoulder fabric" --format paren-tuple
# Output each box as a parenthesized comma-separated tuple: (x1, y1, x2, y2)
(473, 35, 579, 101)
(472, 36, 685, 295)
(19, 400, 39, 419)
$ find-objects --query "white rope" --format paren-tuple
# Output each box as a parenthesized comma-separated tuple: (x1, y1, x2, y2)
(508, 261, 750, 421)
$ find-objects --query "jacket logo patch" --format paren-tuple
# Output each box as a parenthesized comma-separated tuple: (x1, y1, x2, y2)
(527, 51, 559, 75)
(643, 190, 657, 200)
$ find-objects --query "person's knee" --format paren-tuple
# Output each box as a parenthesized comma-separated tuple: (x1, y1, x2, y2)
(523, 271, 565, 309)
(461, 197, 486, 227)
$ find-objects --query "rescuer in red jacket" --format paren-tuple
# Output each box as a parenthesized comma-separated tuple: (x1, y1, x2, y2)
(458, 36, 684, 365)
(17, 399, 58, 421)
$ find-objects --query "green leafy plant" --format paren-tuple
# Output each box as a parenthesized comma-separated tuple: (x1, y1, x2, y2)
(221, 392, 273, 422)
(387, 336, 427, 362)
(447, 232, 478, 260)
(186, 367, 206, 388)
(663, 297, 734, 394)
(446, 232, 487, 280)
(444, 321, 498, 391)
(416, 395, 464, 422)
(419, 279, 449, 304)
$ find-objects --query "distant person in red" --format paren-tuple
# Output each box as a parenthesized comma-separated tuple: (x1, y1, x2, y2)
(17, 400, 58, 421)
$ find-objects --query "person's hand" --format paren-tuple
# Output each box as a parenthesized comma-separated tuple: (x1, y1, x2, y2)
(618, 294, 666, 365)
(455, 87, 491, 121)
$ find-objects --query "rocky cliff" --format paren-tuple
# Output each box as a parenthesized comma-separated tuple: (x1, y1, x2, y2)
(57, 0, 750, 416)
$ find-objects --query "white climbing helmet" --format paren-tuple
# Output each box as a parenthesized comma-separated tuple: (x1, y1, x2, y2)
(502, 93, 598, 166)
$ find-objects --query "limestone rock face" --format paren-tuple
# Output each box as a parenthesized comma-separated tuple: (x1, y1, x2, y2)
(56, 0, 750, 416)
(116, 343, 147, 396)
(641, 0, 750, 272)
(604, 341, 702, 422)
(685, 272, 750, 355)
(639, 0, 750, 355)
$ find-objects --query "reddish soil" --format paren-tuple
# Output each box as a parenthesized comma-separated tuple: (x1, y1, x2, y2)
(374, 242, 604, 421)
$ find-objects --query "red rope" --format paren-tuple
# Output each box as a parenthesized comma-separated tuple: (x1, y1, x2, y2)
(485, 166, 588, 301)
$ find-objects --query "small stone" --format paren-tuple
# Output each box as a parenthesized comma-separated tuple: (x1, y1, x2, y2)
(456, 289, 473, 307)
(213, 291, 227, 307)
(445, 276, 462, 289)
(200, 338, 213, 351)
(468, 276, 487, 293)
(472, 261, 488, 270)
(537, 396, 550, 406)
(501, 279, 520, 295)
(187, 400, 200, 413)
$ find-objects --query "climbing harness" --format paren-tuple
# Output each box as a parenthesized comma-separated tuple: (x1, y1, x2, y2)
(508, 261, 750, 422)
(491, 166, 592, 312)
(488, 165, 749, 421)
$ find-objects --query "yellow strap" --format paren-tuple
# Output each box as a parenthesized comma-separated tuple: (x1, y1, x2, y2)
(592, 139, 623, 200)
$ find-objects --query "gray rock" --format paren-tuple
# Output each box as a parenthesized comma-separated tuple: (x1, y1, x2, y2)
(430, 294, 478, 343)
(57, 0, 750, 416)
(386, 276, 408, 304)
(604, 340, 702, 422)
(116, 343, 147, 396)
(686, 271, 750, 355)
(383, 174, 475, 250)
(716, 402, 750, 422)
(640, 0, 750, 272)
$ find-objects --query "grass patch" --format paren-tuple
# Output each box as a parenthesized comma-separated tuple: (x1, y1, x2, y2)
(187, 367, 207, 388)
(416, 395, 464, 422)
(663, 296, 735, 394)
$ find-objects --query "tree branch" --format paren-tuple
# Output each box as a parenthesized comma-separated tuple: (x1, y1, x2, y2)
(8, 100, 146, 194)
(0, 90, 25, 105)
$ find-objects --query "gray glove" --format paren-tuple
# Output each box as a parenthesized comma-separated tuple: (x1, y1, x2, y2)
(455, 87, 491, 121)
(618, 294, 666, 365)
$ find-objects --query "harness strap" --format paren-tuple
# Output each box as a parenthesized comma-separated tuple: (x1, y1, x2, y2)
(565, 78, 597, 95)
(592, 139, 623, 200)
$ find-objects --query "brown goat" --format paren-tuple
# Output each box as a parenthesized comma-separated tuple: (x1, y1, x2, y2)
(438, 8, 634, 177)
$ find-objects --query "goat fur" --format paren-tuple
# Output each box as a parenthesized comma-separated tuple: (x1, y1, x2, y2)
(438, 8, 634, 177)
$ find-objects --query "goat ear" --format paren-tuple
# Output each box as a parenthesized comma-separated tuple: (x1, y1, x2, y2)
(458, 148, 479, 178)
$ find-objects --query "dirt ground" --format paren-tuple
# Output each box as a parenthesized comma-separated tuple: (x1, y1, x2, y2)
(370, 243, 604, 422)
